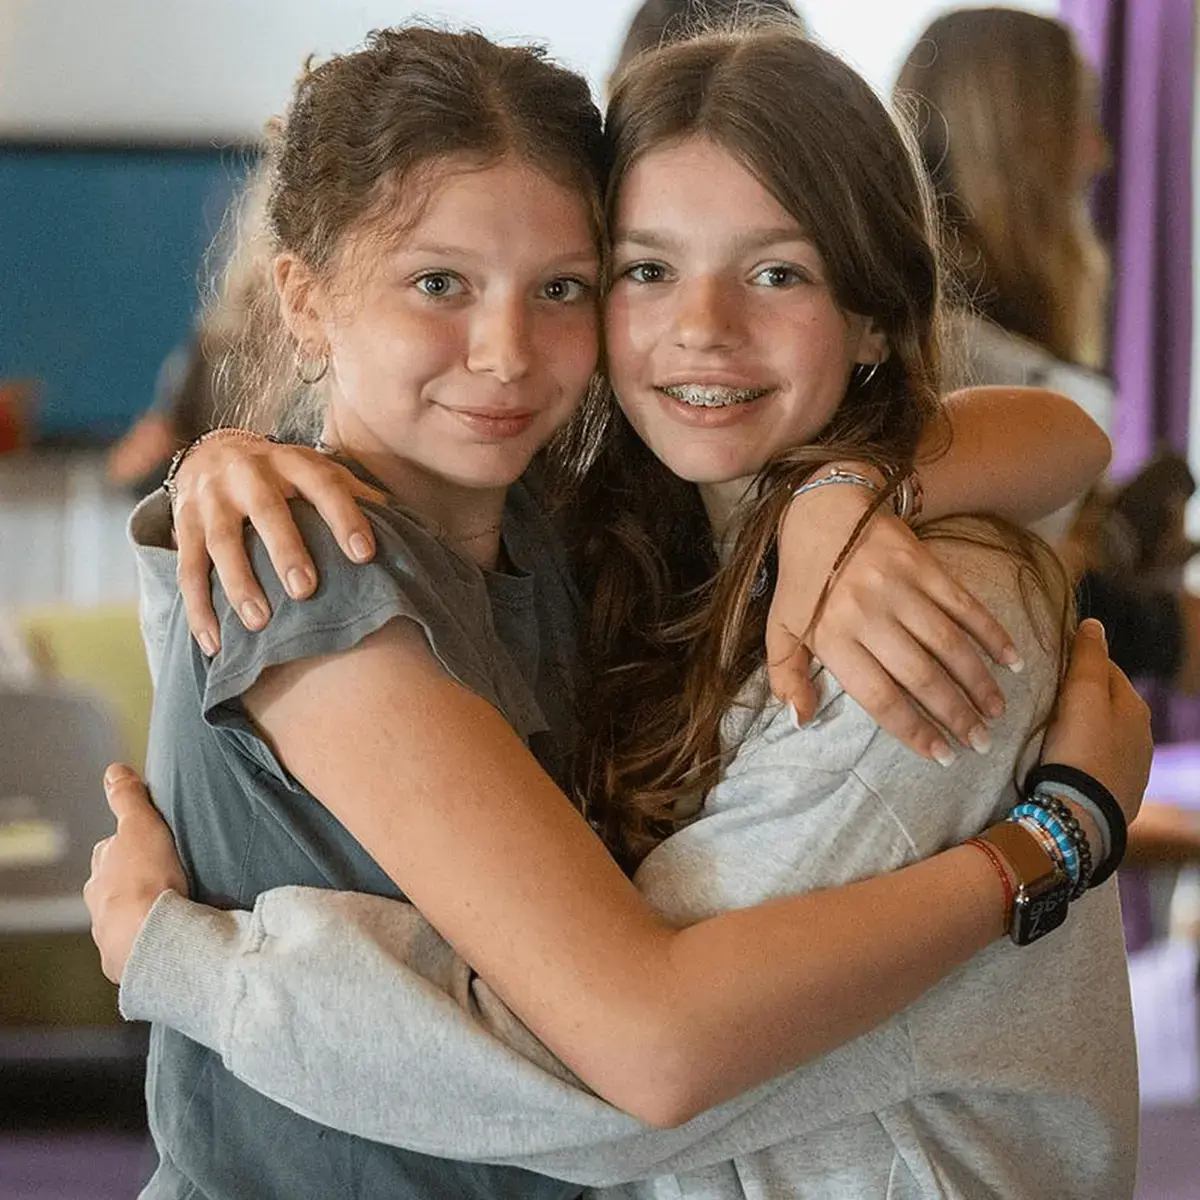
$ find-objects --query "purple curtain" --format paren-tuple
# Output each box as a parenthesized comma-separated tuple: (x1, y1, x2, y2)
(1061, 0, 1194, 478)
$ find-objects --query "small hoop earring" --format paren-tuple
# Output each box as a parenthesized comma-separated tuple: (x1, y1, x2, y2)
(295, 347, 330, 386)
(852, 361, 881, 390)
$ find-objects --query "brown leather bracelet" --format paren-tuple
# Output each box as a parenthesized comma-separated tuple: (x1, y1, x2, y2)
(978, 820, 1071, 946)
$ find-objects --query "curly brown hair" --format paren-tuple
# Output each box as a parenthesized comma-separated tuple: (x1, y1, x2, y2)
(215, 25, 607, 435)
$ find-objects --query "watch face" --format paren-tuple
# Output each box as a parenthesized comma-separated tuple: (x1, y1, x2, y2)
(1011, 885, 1070, 945)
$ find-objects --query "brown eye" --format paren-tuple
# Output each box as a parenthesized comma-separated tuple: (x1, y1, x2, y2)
(542, 278, 588, 303)
(624, 262, 666, 284)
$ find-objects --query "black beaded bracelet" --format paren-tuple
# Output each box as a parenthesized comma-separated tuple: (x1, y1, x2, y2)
(1023, 763, 1127, 889)
(1035, 793, 1094, 899)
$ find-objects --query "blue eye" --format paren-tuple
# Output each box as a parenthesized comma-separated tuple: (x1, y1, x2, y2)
(541, 277, 591, 303)
(414, 272, 464, 298)
(623, 261, 668, 284)
(752, 265, 805, 287)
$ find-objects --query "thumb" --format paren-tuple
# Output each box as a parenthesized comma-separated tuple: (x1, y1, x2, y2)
(768, 632, 815, 712)
(103, 763, 154, 823)
(788, 666, 819, 724)
(1062, 619, 1109, 690)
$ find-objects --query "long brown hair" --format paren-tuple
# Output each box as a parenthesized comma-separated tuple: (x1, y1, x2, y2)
(895, 8, 1108, 367)
(564, 27, 1069, 868)
(214, 26, 607, 434)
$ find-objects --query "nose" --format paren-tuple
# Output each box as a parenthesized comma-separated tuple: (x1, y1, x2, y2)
(671, 276, 741, 352)
(466, 294, 532, 383)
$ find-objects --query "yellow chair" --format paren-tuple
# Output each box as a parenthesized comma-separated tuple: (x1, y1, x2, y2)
(16, 605, 152, 770)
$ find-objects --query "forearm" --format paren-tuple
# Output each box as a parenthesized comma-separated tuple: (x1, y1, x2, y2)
(919, 387, 1110, 525)
(117, 885, 956, 1184)
(650, 840, 1003, 1123)
(120, 890, 635, 1159)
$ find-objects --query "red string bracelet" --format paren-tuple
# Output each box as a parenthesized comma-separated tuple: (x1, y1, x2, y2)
(964, 837, 1014, 934)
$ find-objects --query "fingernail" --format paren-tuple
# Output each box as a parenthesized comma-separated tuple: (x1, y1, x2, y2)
(104, 764, 133, 788)
(931, 739, 957, 768)
(286, 567, 314, 598)
(789, 702, 803, 730)
(197, 630, 218, 657)
(985, 693, 1005, 719)
(968, 725, 992, 755)
(349, 533, 372, 562)
(998, 643, 1025, 672)
(240, 599, 268, 630)
(1081, 618, 1107, 646)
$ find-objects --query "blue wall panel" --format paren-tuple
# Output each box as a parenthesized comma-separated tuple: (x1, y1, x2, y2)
(0, 147, 251, 441)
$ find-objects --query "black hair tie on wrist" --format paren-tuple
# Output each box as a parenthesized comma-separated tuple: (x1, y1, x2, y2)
(1024, 763, 1128, 889)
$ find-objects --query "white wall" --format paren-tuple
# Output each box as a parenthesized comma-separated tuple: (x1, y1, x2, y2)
(0, 0, 1057, 141)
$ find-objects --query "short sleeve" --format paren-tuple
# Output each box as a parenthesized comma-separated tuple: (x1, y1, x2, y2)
(200, 500, 503, 721)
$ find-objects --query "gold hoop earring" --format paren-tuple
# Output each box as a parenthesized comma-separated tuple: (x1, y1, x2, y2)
(295, 347, 329, 386)
(852, 361, 881, 390)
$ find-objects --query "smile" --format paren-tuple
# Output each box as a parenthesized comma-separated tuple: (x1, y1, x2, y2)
(442, 406, 538, 439)
(657, 384, 771, 408)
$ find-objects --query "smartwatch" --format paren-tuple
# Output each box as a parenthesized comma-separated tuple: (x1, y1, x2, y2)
(980, 820, 1071, 946)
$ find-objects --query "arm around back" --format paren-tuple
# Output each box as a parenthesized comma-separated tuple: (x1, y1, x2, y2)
(241, 597, 1009, 1127)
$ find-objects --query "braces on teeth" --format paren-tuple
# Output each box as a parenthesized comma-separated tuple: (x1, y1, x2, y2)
(660, 385, 768, 408)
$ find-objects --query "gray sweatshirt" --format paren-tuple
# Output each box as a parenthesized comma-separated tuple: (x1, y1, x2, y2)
(124, 497, 1138, 1198)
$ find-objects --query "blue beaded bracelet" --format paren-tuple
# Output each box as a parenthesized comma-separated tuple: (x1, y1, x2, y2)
(1011, 803, 1080, 887)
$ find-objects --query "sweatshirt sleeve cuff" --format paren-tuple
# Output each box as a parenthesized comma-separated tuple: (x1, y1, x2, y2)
(118, 890, 255, 1054)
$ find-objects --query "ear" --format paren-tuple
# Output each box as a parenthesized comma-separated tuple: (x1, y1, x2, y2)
(273, 252, 327, 353)
(853, 318, 890, 367)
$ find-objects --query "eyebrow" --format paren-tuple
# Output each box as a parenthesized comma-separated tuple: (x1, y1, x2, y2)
(614, 227, 812, 255)
(402, 243, 600, 269)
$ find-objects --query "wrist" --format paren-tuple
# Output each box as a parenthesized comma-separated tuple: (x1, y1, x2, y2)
(972, 820, 1072, 945)
(962, 838, 1018, 940)
(1058, 800, 1102, 866)
(785, 462, 922, 526)
(783, 465, 879, 529)
(163, 427, 266, 508)
(823, 460, 888, 489)
(1024, 763, 1127, 889)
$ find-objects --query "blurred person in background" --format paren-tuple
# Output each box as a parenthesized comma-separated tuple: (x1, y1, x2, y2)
(609, 0, 804, 81)
(105, 169, 271, 490)
(897, 7, 1200, 860)
(896, 8, 1109, 388)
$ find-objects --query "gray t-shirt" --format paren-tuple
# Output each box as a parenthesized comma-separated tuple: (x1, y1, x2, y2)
(123, 525, 1139, 1197)
(136, 475, 584, 1200)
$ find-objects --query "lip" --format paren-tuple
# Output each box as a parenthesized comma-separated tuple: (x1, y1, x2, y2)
(441, 406, 538, 439)
(654, 373, 771, 390)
